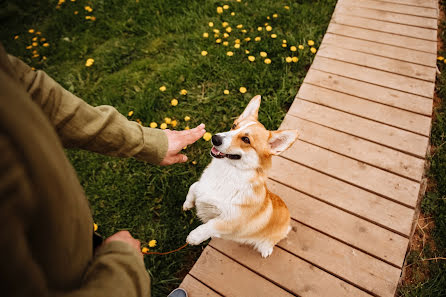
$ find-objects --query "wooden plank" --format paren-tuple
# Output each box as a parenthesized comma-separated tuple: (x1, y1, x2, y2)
(304, 69, 433, 116)
(267, 179, 409, 266)
(327, 23, 436, 53)
(297, 83, 432, 135)
(333, 12, 436, 40)
(189, 247, 294, 297)
(280, 139, 420, 206)
(269, 156, 414, 236)
(340, 0, 438, 18)
(312, 56, 435, 98)
(280, 114, 425, 181)
(322, 33, 436, 67)
(317, 44, 435, 82)
(375, 0, 437, 8)
(335, 5, 437, 29)
(288, 99, 429, 158)
(180, 275, 222, 297)
(210, 239, 372, 297)
(280, 220, 402, 297)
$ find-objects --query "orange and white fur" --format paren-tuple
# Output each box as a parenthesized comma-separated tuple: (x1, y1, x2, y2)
(183, 95, 298, 257)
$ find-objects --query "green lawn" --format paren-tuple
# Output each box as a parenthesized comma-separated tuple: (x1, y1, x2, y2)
(1, 0, 336, 295)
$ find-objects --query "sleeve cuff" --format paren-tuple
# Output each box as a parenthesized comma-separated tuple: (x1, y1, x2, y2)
(134, 127, 168, 165)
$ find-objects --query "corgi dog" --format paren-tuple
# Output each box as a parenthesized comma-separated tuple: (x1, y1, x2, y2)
(183, 95, 298, 257)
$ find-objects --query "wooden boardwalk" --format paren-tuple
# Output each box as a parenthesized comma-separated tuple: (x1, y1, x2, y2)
(180, 0, 438, 296)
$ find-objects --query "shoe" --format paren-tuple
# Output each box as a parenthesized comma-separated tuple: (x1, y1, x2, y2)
(167, 288, 188, 297)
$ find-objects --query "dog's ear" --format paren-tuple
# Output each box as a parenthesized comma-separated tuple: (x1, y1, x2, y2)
(268, 130, 298, 155)
(238, 95, 261, 121)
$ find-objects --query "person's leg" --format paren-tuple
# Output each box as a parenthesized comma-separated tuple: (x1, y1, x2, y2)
(167, 288, 188, 297)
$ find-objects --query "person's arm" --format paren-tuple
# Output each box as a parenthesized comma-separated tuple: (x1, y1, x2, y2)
(8, 55, 167, 164)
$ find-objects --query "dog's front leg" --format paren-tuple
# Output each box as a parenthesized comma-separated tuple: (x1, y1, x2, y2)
(186, 219, 220, 245)
(183, 182, 199, 211)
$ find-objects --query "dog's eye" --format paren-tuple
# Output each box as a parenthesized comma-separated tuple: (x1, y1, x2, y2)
(241, 136, 250, 144)
(232, 123, 237, 130)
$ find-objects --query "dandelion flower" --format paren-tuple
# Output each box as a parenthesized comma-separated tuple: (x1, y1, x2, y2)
(284, 5, 290, 10)
(239, 87, 247, 93)
(26, 45, 32, 50)
(282, 39, 287, 44)
(257, 27, 263, 31)
(237, 24, 243, 29)
(171, 99, 178, 106)
(128, 111, 134, 117)
(266, 25, 272, 31)
(234, 43, 240, 49)
(223, 41, 229, 46)
(36, 31, 41, 35)
(223, 4, 229, 9)
(32, 42, 38, 47)
(164, 117, 172, 124)
(298, 45, 304, 50)
(310, 47, 317, 54)
(213, 29, 220, 33)
(267, 16, 271, 20)
(160, 123, 167, 130)
(264, 58, 271, 64)
(292, 57, 299, 62)
(290, 46, 297, 52)
(43, 43, 50, 47)
(216, 39, 222, 43)
(260, 52, 267, 57)
(180, 89, 187, 95)
(192, 160, 197, 165)
(42, 56, 47, 60)
(217, 7, 223, 14)
(149, 240, 157, 247)
(222, 22, 229, 27)
(271, 34, 277, 39)
(14, 35, 19, 40)
(31, 67, 36, 71)
(93, 223, 98, 232)
(273, 13, 278, 18)
(74, 11, 78, 15)
(282, 43, 287, 48)
(255, 36, 261, 42)
(136, 119, 142, 125)
(184, 116, 191, 121)
(32, 37, 37, 41)
(203, 32, 209, 38)
(223, 90, 229, 95)
(40, 37, 46, 42)
(236, 0, 242, 2)
(438, 56, 444, 61)
(248, 56, 255, 62)
(159, 85, 167, 91)
(235, 39, 241, 44)
(226, 27, 232, 33)
(142, 247, 149, 253)
(241, 29, 247, 33)
(85, 58, 94, 67)
(223, 33, 229, 38)
(307, 40, 315, 46)
(231, 12, 235, 16)
(28, 29, 35, 33)
(209, 22, 214, 27)
(203, 132, 212, 141)
(171, 120, 177, 127)
(245, 49, 250, 54)
(227, 51, 234, 56)
(201, 50, 208, 56)
(185, 126, 190, 130)
(149, 122, 157, 128)
(84, 5, 93, 12)
(285, 57, 292, 63)
(244, 37, 251, 42)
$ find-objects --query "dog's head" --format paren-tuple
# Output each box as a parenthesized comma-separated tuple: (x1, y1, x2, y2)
(210, 95, 298, 170)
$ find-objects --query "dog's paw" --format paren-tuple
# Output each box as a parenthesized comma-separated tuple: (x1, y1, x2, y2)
(260, 246, 274, 258)
(183, 201, 194, 211)
(186, 229, 206, 245)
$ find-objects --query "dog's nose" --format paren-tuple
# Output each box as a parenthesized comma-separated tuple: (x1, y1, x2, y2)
(212, 135, 223, 146)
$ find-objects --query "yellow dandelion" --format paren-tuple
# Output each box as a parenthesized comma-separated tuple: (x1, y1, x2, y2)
(136, 119, 142, 125)
(31, 67, 36, 71)
(290, 46, 297, 52)
(226, 27, 232, 33)
(28, 29, 35, 33)
(244, 37, 251, 42)
(85, 58, 94, 67)
(40, 38, 46, 42)
(236, 0, 242, 2)
(216, 38, 222, 43)
(235, 39, 241, 44)
(223, 41, 229, 46)
(257, 27, 263, 31)
(213, 29, 220, 33)
(192, 160, 197, 165)
(209, 22, 214, 27)
(171, 120, 178, 127)
(90, 16, 96, 21)
(26, 45, 32, 50)
(42, 56, 47, 60)
(284, 5, 290, 10)
(264, 58, 271, 64)
(308, 40, 315, 46)
(223, 33, 229, 38)
(222, 22, 228, 27)
(32, 42, 38, 47)
(36, 31, 41, 35)
(234, 43, 240, 49)
(267, 16, 271, 20)
(273, 13, 278, 18)
(203, 132, 212, 141)
(185, 126, 190, 130)
(266, 25, 272, 31)
(248, 56, 255, 62)
(292, 57, 299, 63)
(223, 4, 229, 9)
(285, 57, 292, 63)
(260, 52, 267, 57)
(255, 36, 261, 42)
(217, 6, 223, 14)
(245, 49, 250, 54)
(231, 12, 235, 16)
(142, 247, 149, 253)
(271, 34, 277, 39)
(128, 111, 134, 117)
(32, 36, 37, 41)
(164, 117, 172, 124)
(93, 223, 98, 232)
(282, 43, 287, 48)
(160, 123, 167, 130)
(74, 11, 78, 15)
(438, 56, 444, 61)
(239, 87, 247, 93)
(180, 89, 187, 95)
(298, 44, 304, 50)
(149, 122, 157, 128)
(43, 43, 49, 47)
(227, 51, 234, 56)
(149, 240, 157, 247)
(84, 6, 93, 12)
(32, 50, 37, 54)
(310, 47, 317, 54)
(203, 32, 209, 38)
(282, 40, 287, 44)
(184, 116, 191, 121)
(224, 89, 230, 95)
(201, 50, 208, 56)
(14, 35, 19, 40)
(237, 24, 243, 29)
(241, 29, 247, 33)
(171, 99, 178, 106)
(159, 85, 167, 91)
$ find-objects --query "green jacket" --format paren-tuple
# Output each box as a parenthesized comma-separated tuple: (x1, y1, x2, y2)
(0, 44, 168, 297)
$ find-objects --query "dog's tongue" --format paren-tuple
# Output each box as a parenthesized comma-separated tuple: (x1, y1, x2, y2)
(211, 147, 224, 156)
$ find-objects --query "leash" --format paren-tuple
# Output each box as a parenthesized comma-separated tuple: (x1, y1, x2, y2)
(142, 242, 189, 255)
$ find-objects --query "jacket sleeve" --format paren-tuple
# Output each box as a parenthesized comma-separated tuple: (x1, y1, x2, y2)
(8, 55, 168, 165)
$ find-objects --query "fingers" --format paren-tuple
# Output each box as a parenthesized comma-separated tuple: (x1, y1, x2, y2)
(159, 154, 188, 166)
(182, 124, 206, 145)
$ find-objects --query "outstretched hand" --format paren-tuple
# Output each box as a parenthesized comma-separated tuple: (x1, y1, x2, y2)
(160, 124, 206, 165)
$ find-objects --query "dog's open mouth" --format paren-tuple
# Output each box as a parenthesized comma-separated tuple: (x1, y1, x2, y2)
(210, 147, 241, 160)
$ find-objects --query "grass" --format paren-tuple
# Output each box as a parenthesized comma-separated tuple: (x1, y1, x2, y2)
(0, 0, 336, 295)
(398, 1, 446, 296)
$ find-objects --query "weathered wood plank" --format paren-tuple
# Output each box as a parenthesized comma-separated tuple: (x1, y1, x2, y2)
(317, 44, 435, 82)
(210, 239, 373, 297)
(333, 12, 437, 40)
(334, 5, 437, 29)
(189, 247, 294, 297)
(297, 83, 432, 135)
(322, 33, 436, 67)
(327, 23, 436, 53)
(340, 0, 438, 18)
(288, 99, 429, 158)
(304, 69, 433, 115)
(280, 114, 425, 181)
(269, 156, 415, 236)
(180, 275, 222, 297)
(312, 56, 435, 98)
(374, 0, 437, 8)
(267, 179, 409, 267)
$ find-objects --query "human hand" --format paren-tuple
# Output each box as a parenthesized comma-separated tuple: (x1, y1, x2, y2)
(103, 231, 143, 259)
(160, 124, 206, 165)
